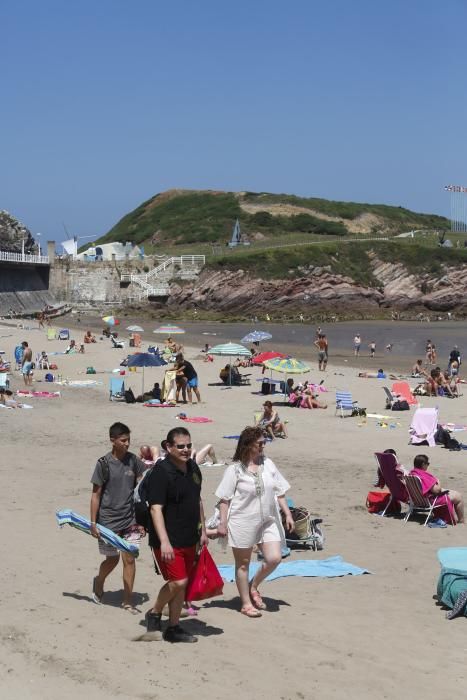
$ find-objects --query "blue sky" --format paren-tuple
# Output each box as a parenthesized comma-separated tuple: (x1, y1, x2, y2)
(2, 0, 467, 244)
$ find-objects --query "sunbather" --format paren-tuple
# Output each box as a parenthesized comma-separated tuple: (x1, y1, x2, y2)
(257, 401, 288, 439)
(410, 454, 464, 524)
(84, 330, 96, 344)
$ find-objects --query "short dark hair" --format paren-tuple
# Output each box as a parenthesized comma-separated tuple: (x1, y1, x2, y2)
(166, 427, 190, 445)
(414, 454, 429, 469)
(384, 448, 396, 455)
(109, 422, 131, 439)
(22, 341, 28, 347)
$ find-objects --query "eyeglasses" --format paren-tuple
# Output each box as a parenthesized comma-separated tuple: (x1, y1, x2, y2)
(256, 441, 266, 447)
(174, 443, 192, 450)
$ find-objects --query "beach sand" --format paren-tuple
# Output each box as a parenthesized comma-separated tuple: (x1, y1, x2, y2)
(1, 320, 467, 699)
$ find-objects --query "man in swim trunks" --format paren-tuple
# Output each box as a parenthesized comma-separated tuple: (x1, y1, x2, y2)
(314, 334, 328, 371)
(175, 353, 201, 404)
(21, 341, 33, 386)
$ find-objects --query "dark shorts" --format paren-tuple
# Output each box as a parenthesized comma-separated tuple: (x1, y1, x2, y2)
(153, 545, 197, 582)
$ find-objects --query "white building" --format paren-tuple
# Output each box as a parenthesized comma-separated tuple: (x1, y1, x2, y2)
(75, 241, 143, 261)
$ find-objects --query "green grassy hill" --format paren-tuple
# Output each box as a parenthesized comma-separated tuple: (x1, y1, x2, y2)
(94, 189, 450, 252)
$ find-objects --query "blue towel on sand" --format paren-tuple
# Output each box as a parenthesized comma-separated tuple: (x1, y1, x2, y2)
(217, 556, 370, 582)
(223, 435, 241, 440)
(438, 547, 467, 571)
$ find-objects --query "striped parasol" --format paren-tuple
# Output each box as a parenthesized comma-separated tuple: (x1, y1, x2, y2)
(153, 324, 185, 334)
(56, 509, 140, 556)
(209, 342, 251, 357)
(263, 356, 310, 373)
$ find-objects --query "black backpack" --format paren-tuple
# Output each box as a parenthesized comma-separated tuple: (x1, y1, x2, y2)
(134, 468, 153, 529)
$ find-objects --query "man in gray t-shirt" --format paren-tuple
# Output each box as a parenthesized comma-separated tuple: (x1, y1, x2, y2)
(90, 422, 145, 613)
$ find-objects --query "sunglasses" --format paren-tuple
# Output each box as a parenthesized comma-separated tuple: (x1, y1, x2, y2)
(256, 441, 266, 447)
(174, 443, 192, 450)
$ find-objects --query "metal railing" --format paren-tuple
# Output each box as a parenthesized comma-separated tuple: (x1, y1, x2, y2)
(0, 250, 50, 264)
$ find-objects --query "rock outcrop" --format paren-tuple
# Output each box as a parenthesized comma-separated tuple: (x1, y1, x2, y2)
(165, 257, 467, 314)
(0, 211, 36, 253)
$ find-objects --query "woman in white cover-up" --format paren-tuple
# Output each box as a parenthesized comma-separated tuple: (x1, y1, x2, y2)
(215, 426, 294, 618)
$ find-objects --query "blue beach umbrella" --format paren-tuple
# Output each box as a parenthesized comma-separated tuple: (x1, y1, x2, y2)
(241, 330, 272, 344)
(127, 352, 168, 394)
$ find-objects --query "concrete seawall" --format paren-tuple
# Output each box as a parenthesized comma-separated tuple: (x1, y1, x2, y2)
(0, 261, 55, 315)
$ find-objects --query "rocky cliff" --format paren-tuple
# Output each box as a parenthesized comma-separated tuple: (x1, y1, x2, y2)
(165, 256, 467, 315)
(0, 211, 36, 254)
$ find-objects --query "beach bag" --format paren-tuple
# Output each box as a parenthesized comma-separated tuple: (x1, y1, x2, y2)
(261, 381, 271, 395)
(366, 491, 401, 514)
(134, 467, 153, 529)
(124, 388, 136, 404)
(351, 407, 367, 417)
(86, 366, 96, 374)
(392, 399, 410, 411)
(45, 373, 54, 382)
(185, 546, 224, 601)
(49, 363, 58, 370)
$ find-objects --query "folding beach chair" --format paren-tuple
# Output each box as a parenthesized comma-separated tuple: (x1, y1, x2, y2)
(391, 381, 417, 406)
(58, 329, 70, 340)
(383, 386, 397, 410)
(111, 336, 125, 349)
(335, 391, 361, 418)
(47, 327, 57, 341)
(404, 474, 454, 526)
(374, 452, 409, 516)
(409, 407, 438, 447)
(0, 373, 10, 390)
(109, 377, 125, 401)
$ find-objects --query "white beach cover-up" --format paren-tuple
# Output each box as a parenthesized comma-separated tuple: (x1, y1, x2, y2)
(215, 457, 290, 548)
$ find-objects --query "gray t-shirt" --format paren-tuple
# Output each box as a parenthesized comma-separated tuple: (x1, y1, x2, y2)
(91, 451, 145, 533)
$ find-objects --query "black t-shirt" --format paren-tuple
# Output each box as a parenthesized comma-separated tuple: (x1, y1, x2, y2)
(146, 457, 202, 548)
(180, 361, 197, 381)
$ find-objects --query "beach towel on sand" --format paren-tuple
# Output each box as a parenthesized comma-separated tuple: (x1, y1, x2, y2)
(178, 416, 213, 423)
(217, 556, 370, 582)
(56, 509, 139, 556)
(17, 390, 60, 398)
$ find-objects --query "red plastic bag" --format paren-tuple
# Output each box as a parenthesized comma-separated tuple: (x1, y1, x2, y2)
(185, 546, 224, 601)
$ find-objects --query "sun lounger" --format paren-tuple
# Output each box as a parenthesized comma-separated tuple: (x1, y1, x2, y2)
(409, 407, 438, 446)
(404, 474, 455, 526)
(109, 376, 125, 401)
(374, 452, 409, 515)
(391, 381, 417, 406)
(335, 391, 361, 418)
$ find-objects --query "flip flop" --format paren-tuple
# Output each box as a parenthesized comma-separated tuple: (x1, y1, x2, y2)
(240, 605, 262, 618)
(249, 588, 267, 610)
(121, 603, 140, 615)
(92, 576, 102, 605)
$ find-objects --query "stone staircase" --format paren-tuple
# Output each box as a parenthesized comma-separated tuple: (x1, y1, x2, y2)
(120, 255, 205, 300)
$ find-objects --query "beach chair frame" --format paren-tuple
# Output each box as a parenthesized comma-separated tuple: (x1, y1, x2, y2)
(374, 452, 409, 516)
(404, 474, 453, 526)
(335, 390, 358, 418)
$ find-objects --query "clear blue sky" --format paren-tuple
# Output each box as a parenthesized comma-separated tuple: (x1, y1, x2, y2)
(2, 0, 467, 244)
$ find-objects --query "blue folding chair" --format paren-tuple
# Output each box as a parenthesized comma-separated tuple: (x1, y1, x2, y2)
(109, 376, 125, 401)
(335, 391, 358, 418)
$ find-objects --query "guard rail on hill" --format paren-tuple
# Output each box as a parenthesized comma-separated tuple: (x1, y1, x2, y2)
(120, 255, 205, 299)
(0, 250, 50, 264)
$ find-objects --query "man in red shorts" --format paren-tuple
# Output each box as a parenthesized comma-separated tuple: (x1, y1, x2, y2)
(145, 426, 208, 643)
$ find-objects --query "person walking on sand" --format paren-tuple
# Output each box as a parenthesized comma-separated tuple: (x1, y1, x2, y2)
(90, 422, 145, 614)
(314, 333, 328, 371)
(354, 334, 361, 357)
(21, 341, 33, 386)
(215, 426, 294, 618)
(369, 341, 376, 358)
(145, 427, 208, 643)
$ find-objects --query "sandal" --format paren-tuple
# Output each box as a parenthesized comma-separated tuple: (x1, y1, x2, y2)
(121, 603, 140, 615)
(249, 588, 267, 610)
(240, 605, 262, 618)
(92, 576, 103, 605)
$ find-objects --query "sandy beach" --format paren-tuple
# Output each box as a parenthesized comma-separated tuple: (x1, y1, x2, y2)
(1, 319, 467, 699)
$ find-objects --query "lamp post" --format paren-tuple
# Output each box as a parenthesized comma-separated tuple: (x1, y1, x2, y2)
(36, 233, 42, 257)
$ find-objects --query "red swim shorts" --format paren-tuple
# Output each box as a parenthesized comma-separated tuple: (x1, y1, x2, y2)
(153, 545, 197, 582)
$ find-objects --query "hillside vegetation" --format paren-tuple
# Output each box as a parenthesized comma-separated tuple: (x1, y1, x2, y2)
(95, 189, 450, 250)
(206, 240, 467, 285)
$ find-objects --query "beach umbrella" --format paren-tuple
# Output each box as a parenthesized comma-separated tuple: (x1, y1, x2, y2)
(126, 352, 168, 395)
(251, 350, 286, 366)
(153, 324, 185, 334)
(209, 342, 251, 386)
(263, 356, 310, 398)
(102, 315, 120, 326)
(126, 324, 144, 332)
(241, 330, 272, 344)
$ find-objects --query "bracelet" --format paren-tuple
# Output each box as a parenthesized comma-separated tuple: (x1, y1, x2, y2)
(91, 521, 96, 524)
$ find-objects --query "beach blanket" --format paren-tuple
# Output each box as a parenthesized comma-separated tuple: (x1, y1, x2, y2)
(217, 556, 370, 582)
(56, 509, 140, 557)
(17, 390, 60, 398)
(143, 402, 175, 408)
(56, 380, 103, 387)
(178, 416, 213, 423)
(223, 435, 241, 440)
(442, 423, 467, 432)
(0, 403, 33, 409)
